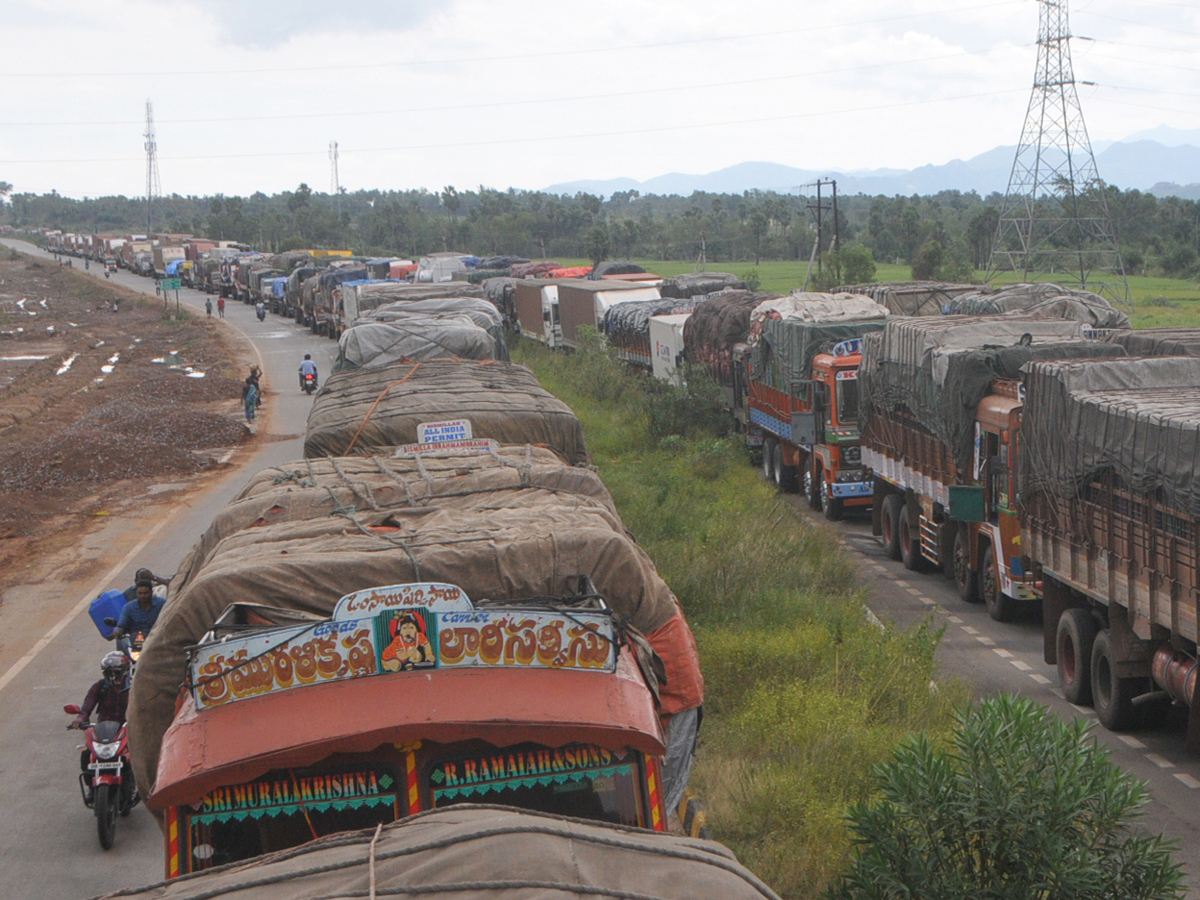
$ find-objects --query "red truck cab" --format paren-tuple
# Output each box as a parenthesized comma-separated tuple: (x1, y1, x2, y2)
(149, 583, 668, 877)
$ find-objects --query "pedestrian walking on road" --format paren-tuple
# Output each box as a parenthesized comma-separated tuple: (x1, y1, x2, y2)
(205, 298, 213, 318)
(217, 296, 225, 318)
(242, 374, 259, 423)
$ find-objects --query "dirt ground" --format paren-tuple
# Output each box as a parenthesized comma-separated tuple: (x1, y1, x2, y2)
(0, 248, 253, 587)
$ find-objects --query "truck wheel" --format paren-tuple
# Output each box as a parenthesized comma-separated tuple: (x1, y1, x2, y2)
(1091, 629, 1140, 731)
(952, 528, 979, 603)
(880, 494, 901, 560)
(804, 464, 822, 511)
(773, 446, 798, 493)
(899, 505, 923, 571)
(982, 545, 1019, 622)
(310, 315, 319, 335)
(1057, 608, 1099, 705)
(820, 477, 843, 521)
(761, 437, 777, 483)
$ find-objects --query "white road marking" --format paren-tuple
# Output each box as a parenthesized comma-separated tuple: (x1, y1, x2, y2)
(975, 636, 996, 646)
(0, 514, 176, 695)
(1118, 735, 1147, 749)
(1173, 773, 1200, 789)
(962, 626, 980, 635)
(1070, 703, 1096, 716)
(992, 648, 1013, 658)
(947, 615, 963, 623)
(1145, 753, 1175, 769)
(918, 596, 935, 605)
(1049, 687, 1065, 699)
(1010, 660, 1033, 671)
(1029, 673, 1051, 684)
(905, 587, 922, 595)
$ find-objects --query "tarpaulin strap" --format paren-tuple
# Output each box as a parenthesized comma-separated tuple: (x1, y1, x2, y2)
(373, 457, 418, 507)
(331, 457, 381, 511)
(343, 364, 422, 455)
(368, 822, 382, 900)
(335, 508, 422, 582)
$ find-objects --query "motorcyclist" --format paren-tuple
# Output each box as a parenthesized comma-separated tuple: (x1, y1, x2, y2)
(108, 579, 164, 647)
(299, 354, 318, 391)
(70, 652, 130, 730)
(255, 300, 266, 321)
(122, 567, 170, 604)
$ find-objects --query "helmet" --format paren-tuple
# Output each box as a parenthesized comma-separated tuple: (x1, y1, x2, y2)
(101, 652, 130, 683)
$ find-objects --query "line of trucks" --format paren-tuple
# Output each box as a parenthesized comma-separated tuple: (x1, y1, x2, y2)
(40, 223, 1200, 890)
(81, 271, 755, 896)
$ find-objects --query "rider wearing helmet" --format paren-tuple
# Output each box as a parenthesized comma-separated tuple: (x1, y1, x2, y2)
(70, 652, 130, 730)
(299, 353, 318, 391)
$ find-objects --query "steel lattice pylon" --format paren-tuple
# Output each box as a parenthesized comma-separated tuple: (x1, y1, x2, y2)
(987, 0, 1129, 304)
(144, 100, 161, 235)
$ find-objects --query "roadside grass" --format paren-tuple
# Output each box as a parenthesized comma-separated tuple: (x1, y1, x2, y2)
(513, 334, 967, 898)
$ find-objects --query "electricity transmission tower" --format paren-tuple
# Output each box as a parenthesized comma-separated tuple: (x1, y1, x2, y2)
(987, 0, 1128, 304)
(143, 100, 161, 235)
(329, 140, 341, 215)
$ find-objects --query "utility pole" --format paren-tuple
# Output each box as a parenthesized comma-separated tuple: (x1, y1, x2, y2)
(329, 141, 341, 216)
(143, 100, 161, 235)
(803, 178, 837, 285)
(987, 0, 1129, 306)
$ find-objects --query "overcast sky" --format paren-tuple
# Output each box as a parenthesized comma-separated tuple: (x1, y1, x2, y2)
(0, 0, 1195, 199)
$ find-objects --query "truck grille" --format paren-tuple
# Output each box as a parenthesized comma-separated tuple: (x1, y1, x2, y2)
(842, 445, 861, 466)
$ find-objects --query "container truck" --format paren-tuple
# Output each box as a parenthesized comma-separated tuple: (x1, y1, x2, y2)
(744, 293, 889, 519)
(555, 280, 661, 351)
(650, 313, 691, 385)
(514, 279, 561, 347)
(860, 316, 1122, 621)
(1023, 355, 1200, 745)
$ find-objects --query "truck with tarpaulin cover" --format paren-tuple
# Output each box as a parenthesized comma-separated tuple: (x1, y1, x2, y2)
(859, 316, 1123, 621)
(150, 580, 673, 877)
(744, 292, 888, 519)
(1022, 353, 1200, 746)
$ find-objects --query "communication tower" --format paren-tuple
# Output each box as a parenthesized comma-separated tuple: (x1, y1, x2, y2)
(144, 100, 161, 235)
(987, 0, 1128, 303)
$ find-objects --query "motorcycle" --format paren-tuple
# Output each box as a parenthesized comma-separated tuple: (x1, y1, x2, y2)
(64, 707, 138, 849)
(256, 303, 266, 322)
(102, 617, 144, 675)
(302, 372, 317, 395)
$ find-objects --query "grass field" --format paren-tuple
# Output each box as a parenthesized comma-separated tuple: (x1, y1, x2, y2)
(555, 256, 1200, 327)
(512, 334, 967, 898)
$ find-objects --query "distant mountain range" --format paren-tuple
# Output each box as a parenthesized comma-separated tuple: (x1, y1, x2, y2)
(545, 135, 1200, 200)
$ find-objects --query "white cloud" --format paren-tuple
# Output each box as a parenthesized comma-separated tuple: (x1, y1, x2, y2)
(0, 0, 1195, 198)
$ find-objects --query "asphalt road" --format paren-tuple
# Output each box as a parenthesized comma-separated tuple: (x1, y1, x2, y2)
(0, 240, 334, 898)
(0, 240, 1197, 896)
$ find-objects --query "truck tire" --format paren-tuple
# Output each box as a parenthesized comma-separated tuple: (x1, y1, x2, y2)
(804, 463, 822, 511)
(761, 436, 777, 484)
(899, 505, 923, 572)
(982, 545, 1019, 622)
(1091, 629, 1140, 731)
(880, 494, 901, 560)
(773, 446, 798, 493)
(820, 477, 843, 521)
(952, 527, 979, 603)
(1057, 608, 1099, 705)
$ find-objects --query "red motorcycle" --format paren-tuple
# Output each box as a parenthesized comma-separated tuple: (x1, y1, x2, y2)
(64, 706, 138, 849)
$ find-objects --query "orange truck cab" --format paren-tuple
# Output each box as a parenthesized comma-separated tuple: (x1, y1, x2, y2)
(149, 582, 668, 878)
(748, 337, 872, 520)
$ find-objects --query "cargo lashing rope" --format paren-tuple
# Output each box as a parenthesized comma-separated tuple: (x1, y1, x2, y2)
(342, 364, 422, 456)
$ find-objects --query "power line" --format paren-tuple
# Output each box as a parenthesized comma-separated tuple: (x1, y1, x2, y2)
(0, 43, 1031, 129)
(0, 87, 1026, 167)
(0, 0, 1024, 79)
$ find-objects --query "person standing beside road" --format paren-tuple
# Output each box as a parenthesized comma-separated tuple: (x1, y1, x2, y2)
(205, 297, 213, 318)
(217, 295, 225, 318)
(242, 368, 261, 423)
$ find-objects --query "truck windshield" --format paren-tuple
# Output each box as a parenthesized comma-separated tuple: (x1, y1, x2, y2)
(836, 379, 859, 426)
(427, 742, 645, 828)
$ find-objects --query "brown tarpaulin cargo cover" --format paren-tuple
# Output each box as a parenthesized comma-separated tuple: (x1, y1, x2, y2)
(303, 359, 587, 463)
(131, 471, 703, 801)
(102, 806, 779, 900)
(169, 447, 619, 598)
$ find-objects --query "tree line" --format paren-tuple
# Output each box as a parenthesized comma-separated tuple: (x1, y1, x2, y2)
(4, 181, 1200, 280)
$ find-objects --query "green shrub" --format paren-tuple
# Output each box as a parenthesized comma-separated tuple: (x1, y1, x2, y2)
(827, 695, 1185, 900)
